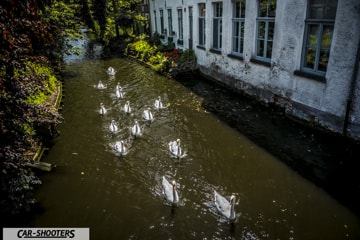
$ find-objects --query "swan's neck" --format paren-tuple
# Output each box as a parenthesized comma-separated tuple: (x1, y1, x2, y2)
(172, 188, 178, 203)
(121, 142, 124, 152)
(176, 142, 181, 157)
(229, 201, 236, 219)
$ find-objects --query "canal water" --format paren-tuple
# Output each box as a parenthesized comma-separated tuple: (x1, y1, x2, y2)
(32, 57, 360, 239)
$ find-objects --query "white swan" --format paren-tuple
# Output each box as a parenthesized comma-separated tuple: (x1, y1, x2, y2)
(97, 80, 106, 89)
(154, 96, 164, 110)
(109, 120, 118, 133)
(162, 176, 179, 205)
(114, 140, 128, 155)
(107, 67, 116, 76)
(115, 82, 122, 91)
(115, 87, 124, 99)
(214, 190, 236, 220)
(168, 139, 182, 158)
(123, 101, 131, 113)
(143, 107, 154, 121)
(131, 120, 142, 137)
(99, 103, 107, 115)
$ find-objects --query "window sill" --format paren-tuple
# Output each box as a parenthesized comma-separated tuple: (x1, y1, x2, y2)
(209, 48, 222, 54)
(250, 58, 271, 67)
(197, 45, 206, 50)
(228, 54, 243, 61)
(294, 70, 326, 83)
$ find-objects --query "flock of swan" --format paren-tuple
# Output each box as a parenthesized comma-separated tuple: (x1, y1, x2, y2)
(96, 66, 237, 221)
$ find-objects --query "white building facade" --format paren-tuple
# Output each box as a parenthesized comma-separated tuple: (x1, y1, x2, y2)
(149, 0, 360, 141)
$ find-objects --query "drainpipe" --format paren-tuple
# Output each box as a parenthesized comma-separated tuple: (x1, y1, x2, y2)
(343, 39, 360, 136)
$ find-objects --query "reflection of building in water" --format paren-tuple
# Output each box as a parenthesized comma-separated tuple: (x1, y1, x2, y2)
(148, 0, 360, 141)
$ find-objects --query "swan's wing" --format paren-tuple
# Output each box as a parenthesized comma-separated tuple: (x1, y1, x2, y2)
(143, 110, 152, 120)
(214, 191, 231, 218)
(114, 142, 120, 152)
(131, 125, 136, 134)
(162, 177, 173, 202)
(168, 141, 177, 154)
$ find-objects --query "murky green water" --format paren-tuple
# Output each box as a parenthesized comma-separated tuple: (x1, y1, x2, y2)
(33, 58, 360, 239)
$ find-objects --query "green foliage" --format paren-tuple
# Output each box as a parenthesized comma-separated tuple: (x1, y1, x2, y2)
(133, 40, 150, 53)
(152, 64, 164, 72)
(176, 49, 196, 64)
(17, 62, 59, 105)
(127, 36, 198, 75)
(40, 0, 83, 40)
(0, 0, 62, 218)
(103, 17, 117, 44)
(149, 52, 165, 65)
(13, 120, 36, 136)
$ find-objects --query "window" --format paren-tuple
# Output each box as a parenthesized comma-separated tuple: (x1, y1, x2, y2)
(256, 0, 276, 62)
(301, 0, 337, 76)
(232, 0, 246, 56)
(167, 9, 173, 35)
(213, 2, 223, 51)
(160, 10, 164, 34)
(177, 9, 183, 43)
(153, 10, 158, 33)
(198, 3, 206, 47)
(189, 6, 193, 49)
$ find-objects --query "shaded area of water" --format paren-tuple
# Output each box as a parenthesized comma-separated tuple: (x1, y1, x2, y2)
(32, 58, 360, 239)
(177, 74, 360, 217)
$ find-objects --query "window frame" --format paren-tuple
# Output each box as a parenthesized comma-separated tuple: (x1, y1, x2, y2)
(160, 9, 165, 35)
(212, 2, 223, 51)
(198, 3, 206, 48)
(153, 10, 158, 33)
(300, 0, 337, 77)
(255, 0, 276, 63)
(177, 8, 184, 42)
(167, 8, 173, 36)
(231, 0, 246, 57)
(189, 6, 193, 49)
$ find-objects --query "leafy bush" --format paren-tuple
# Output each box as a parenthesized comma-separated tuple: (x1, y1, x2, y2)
(149, 52, 164, 65)
(176, 49, 196, 64)
(164, 48, 181, 63)
(17, 62, 59, 105)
